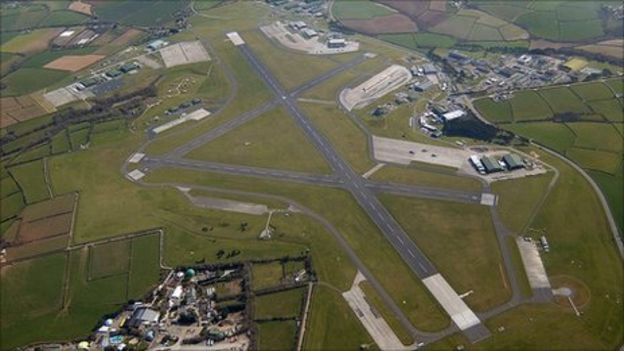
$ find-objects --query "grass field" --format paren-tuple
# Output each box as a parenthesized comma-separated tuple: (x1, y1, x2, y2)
(491, 174, 553, 233)
(588, 99, 623, 122)
(1, 67, 69, 96)
(474, 98, 513, 123)
(378, 32, 458, 50)
(37, 10, 88, 27)
(538, 87, 589, 114)
(571, 81, 616, 101)
(127, 234, 161, 299)
(0, 28, 63, 55)
(299, 103, 375, 174)
(255, 288, 304, 319)
(9, 159, 50, 204)
(381, 195, 510, 311)
(509, 90, 553, 121)
(252, 262, 284, 290)
(257, 320, 297, 351)
(90, 0, 189, 27)
(567, 122, 622, 152)
(185, 106, 331, 174)
(303, 285, 373, 350)
(89, 240, 130, 279)
(566, 147, 620, 174)
(371, 165, 482, 192)
(333, 0, 396, 20)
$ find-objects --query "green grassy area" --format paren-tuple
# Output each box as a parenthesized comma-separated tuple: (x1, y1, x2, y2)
(298, 102, 375, 174)
(566, 147, 620, 174)
(0, 253, 66, 331)
(538, 86, 589, 114)
(89, 240, 130, 279)
(380, 195, 510, 311)
(567, 122, 622, 152)
(303, 285, 373, 350)
(0, 3, 49, 31)
(491, 174, 553, 233)
(9, 159, 49, 204)
(50, 132, 70, 154)
(185, 106, 331, 174)
(145, 168, 451, 331)
(0, 192, 25, 223)
(572, 81, 616, 101)
(474, 98, 513, 123)
(509, 90, 553, 121)
(37, 10, 88, 27)
(371, 165, 482, 192)
(525, 146, 623, 348)
(255, 288, 304, 319)
(588, 98, 623, 122)
(1, 67, 68, 96)
(257, 320, 297, 351)
(252, 262, 284, 290)
(91, 0, 189, 27)
(127, 234, 161, 299)
(333, 0, 395, 20)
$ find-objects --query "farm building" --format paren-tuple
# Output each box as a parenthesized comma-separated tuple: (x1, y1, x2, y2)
(289, 21, 307, 30)
(105, 69, 123, 78)
(327, 38, 346, 48)
(480, 156, 504, 173)
(120, 62, 139, 73)
(128, 307, 160, 328)
(503, 154, 524, 170)
(77, 77, 100, 90)
(413, 80, 434, 92)
(302, 28, 318, 39)
(147, 39, 167, 50)
(421, 63, 437, 74)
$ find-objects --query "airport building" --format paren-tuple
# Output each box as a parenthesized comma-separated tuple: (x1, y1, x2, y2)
(480, 156, 504, 173)
(503, 153, 524, 170)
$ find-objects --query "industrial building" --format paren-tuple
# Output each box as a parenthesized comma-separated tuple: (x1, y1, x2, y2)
(327, 38, 346, 48)
(128, 307, 160, 328)
(105, 69, 123, 78)
(441, 109, 466, 122)
(120, 62, 140, 73)
(301, 28, 318, 39)
(503, 153, 524, 170)
(147, 39, 167, 51)
(480, 156, 504, 173)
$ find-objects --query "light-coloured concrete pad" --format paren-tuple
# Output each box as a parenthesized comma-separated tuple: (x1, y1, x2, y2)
(160, 41, 210, 68)
(226, 32, 245, 46)
(340, 65, 411, 111)
(372, 135, 470, 168)
(128, 153, 145, 164)
(343, 272, 408, 350)
(127, 169, 145, 181)
(44, 85, 91, 107)
(516, 238, 551, 289)
(152, 108, 211, 134)
(422, 274, 481, 330)
(362, 163, 385, 179)
(480, 193, 497, 206)
(185, 193, 268, 215)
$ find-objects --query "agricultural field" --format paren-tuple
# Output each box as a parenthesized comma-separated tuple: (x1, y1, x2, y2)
(332, 0, 396, 20)
(1, 67, 69, 96)
(89, 0, 190, 27)
(257, 320, 298, 351)
(8, 159, 50, 204)
(255, 288, 304, 319)
(474, 79, 624, 231)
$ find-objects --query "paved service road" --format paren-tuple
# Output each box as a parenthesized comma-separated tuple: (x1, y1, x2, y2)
(237, 43, 438, 278)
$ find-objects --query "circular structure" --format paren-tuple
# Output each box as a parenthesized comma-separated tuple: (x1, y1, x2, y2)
(550, 275, 591, 309)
